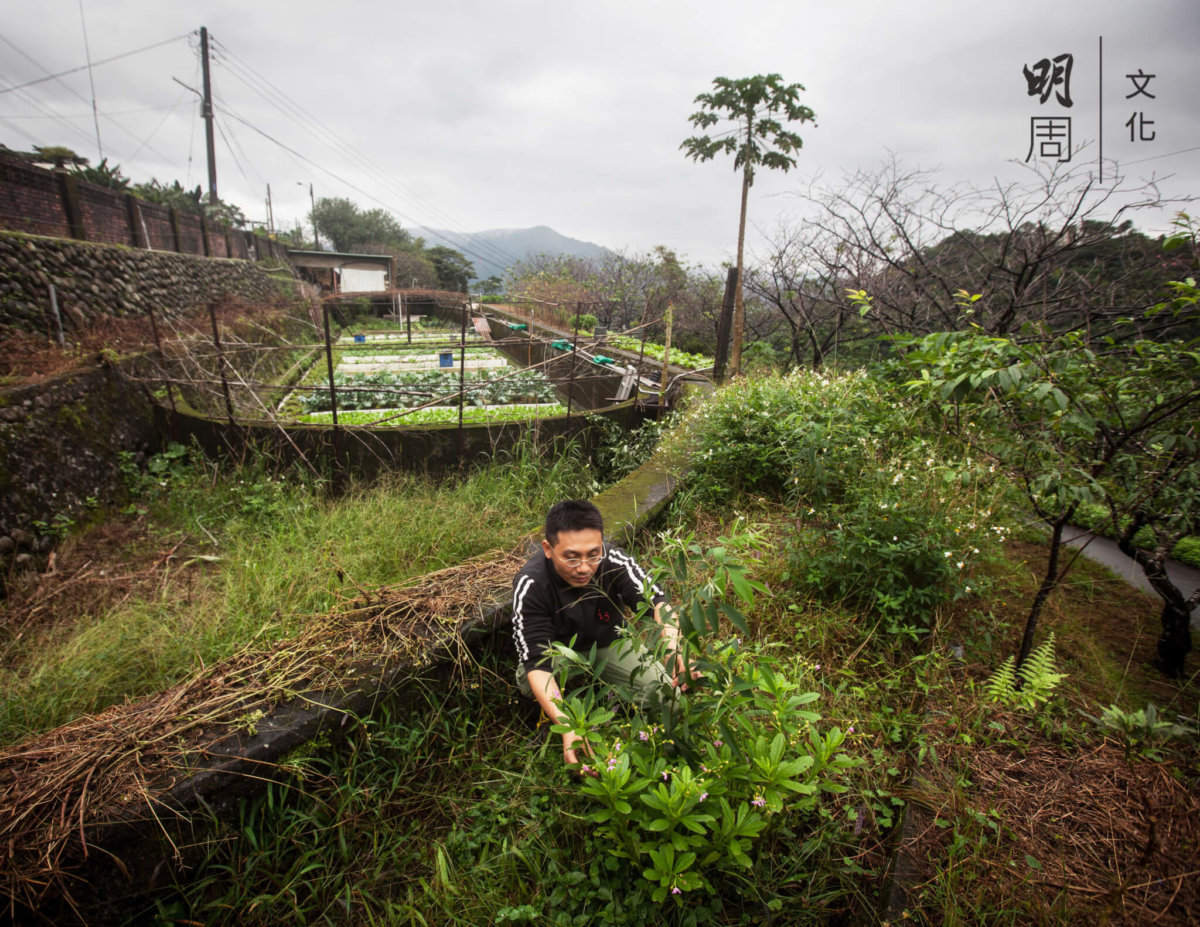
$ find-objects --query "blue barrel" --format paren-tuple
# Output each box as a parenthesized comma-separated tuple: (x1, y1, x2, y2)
(439, 351, 454, 368)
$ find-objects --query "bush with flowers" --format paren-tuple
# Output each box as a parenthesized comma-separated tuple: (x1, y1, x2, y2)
(546, 530, 860, 906)
(678, 369, 912, 505)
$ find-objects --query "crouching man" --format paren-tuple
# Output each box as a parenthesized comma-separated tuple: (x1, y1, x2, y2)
(512, 499, 690, 770)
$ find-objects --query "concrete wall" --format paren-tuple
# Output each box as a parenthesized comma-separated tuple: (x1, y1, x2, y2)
(162, 398, 649, 481)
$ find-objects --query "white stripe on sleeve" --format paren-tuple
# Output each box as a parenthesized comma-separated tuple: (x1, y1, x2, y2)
(608, 549, 665, 602)
(512, 573, 535, 664)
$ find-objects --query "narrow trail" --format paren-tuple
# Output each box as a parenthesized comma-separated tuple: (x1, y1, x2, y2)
(1063, 526, 1200, 627)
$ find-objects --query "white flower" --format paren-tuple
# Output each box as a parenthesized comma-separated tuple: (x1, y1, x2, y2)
(944, 551, 952, 558)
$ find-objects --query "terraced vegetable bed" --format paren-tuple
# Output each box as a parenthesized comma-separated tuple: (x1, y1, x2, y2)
(281, 328, 567, 426)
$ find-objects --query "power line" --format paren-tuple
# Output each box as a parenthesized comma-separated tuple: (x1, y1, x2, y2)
(215, 105, 515, 273)
(0, 31, 193, 95)
(208, 37, 526, 272)
(1118, 144, 1200, 168)
(0, 36, 183, 170)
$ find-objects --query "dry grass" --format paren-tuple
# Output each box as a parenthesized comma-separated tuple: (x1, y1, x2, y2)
(0, 543, 527, 915)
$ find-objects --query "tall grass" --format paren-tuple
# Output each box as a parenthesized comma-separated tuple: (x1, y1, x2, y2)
(0, 438, 590, 746)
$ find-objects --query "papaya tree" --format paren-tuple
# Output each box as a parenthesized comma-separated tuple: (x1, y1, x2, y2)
(681, 74, 815, 377)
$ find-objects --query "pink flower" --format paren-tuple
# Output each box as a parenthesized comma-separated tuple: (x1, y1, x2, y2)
(751, 796, 766, 808)
(580, 764, 591, 775)
(639, 730, 649, 742)
(713, 740, 723, 748)
(662, 770, 670, 781)
(848, 726, 855, 734)
(699, 792, 708, 802)
(671, 886, 681, 895)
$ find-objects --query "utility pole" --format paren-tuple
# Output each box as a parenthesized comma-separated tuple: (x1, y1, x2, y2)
(308, 183, 318, 249)
(199, 26, 218, 205)
(265, 183, 275, 236)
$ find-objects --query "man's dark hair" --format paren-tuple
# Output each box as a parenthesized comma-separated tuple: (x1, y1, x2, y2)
(545, 500, 604, 544)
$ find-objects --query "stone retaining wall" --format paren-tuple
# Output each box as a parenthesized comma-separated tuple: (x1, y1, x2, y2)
(0, 364, 158, 558)
(0, 230, 297, 334)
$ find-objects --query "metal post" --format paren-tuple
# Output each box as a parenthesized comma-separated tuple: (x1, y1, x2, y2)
(208, 302, 236, 426)
(405, 292, 412, 344)
(457, 303, 468, 466)
(566, 302, 582, 422)
(659, 303, 674, 406)
(322, 303, 339, 428)
(322, 302, 344, 491)
(48, 283, 65, 347)
(146, 305, 176, 412)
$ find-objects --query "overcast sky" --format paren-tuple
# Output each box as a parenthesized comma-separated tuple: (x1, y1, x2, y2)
(2, 0, 1197, 271)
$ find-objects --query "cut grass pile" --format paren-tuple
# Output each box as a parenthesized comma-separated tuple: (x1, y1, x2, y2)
(0, 440, 590, 748)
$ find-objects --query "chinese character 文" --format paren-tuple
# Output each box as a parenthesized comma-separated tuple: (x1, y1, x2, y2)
(1023, 53, 1074, 107)
(1026, 116, 1072, 162)
(1125, 68, 1156, 99)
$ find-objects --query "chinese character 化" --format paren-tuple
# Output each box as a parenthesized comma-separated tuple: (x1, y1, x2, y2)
(1125, 112, 1156, 141)
(1026, 116, 1072, 162)
(1024, 53, 1074, 107)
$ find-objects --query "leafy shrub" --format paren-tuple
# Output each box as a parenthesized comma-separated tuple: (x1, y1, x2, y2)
(1173, 537, 1200, 569)
(680, 370, 906, 504)
(585, 415, 665, 485)
(794, 482, 977, 630)
(572, 313, 598, 332)
(551, 531, 859, 904)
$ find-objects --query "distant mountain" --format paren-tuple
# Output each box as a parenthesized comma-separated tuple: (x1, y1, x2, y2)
(410, 225, 610, 283)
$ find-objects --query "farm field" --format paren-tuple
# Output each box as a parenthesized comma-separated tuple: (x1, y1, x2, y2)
(280, 322, 568, 425)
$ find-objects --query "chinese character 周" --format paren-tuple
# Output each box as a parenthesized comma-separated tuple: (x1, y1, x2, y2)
(1026, 116, 1072, 162)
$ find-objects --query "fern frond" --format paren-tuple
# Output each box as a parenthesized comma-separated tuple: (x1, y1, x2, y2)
(984, 656, 1018, 704)
(1017, 632, 1066, 705)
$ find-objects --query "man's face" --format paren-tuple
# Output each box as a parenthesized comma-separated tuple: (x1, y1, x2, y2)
(543, 528, 604, 587)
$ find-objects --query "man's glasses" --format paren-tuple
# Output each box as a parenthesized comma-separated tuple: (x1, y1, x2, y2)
(558, 553, 604, 568)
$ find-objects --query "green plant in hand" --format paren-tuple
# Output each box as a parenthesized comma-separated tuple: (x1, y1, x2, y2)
(551, 529, 859, 903)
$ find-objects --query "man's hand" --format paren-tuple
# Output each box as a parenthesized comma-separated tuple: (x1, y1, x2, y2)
(563, 729, 597, 776)
(659, 621, 702, 691)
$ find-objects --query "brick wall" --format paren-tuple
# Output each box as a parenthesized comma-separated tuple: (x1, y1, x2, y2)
(0, 152, 273, 263)
(0, 158, 70, 238)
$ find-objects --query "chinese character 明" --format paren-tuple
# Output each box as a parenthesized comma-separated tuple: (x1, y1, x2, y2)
(1026, 116, 1072, 162)
(1125, 69, 1156, 99)
(1023, 53, 1074, 107)
(1125, 111, 1156, 141)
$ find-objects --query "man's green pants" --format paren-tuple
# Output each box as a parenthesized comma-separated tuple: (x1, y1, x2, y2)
(516, 639, 673, 710)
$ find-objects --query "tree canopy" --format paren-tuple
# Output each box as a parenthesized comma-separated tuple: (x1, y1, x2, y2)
(311, 197, 412, 252)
